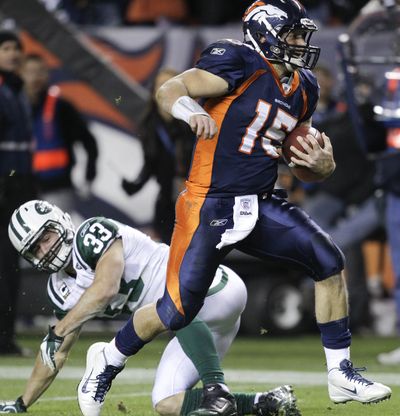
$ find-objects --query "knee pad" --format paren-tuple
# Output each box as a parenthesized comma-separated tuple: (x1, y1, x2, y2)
(157, 285, 205, 331)
(156, 296, 186, 331)
(309, 231, 345, 281)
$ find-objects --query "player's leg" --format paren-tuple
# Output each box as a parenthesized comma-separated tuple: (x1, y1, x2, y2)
(238, 194, 391, 404)
(156, 192, 233, 331)
(180, 267, 246, 416)
(153, 265, 246, 416)
(78, 194, 233, 416)
(191, 267, 300, 416)
(153, 269, 300, 416)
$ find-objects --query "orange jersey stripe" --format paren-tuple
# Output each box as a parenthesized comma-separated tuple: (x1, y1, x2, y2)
(187, 69, 267, 196)
(300, 85, 308, 121)
(33, 149, 69, 172)
(165, 191, 206, 315)
(243, 1, 266, 21)
(263, 59, 300, 96)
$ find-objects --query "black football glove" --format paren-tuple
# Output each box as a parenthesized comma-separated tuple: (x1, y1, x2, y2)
(0, 396, 27, 413)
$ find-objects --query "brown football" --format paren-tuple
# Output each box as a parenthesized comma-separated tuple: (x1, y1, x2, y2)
(282, 125, 324, 183)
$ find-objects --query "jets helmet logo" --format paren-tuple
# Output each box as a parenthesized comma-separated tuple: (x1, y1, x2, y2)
(35, 201, 52, 215)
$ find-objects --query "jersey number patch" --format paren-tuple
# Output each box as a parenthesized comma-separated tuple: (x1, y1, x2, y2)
(83, 222, 113, 254)
(238, 100, 298, 154)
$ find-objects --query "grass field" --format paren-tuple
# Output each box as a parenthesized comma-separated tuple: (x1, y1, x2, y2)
(1, 334, 399, 415)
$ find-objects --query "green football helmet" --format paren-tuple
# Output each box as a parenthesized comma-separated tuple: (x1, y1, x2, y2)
(8, 200, 75, 272)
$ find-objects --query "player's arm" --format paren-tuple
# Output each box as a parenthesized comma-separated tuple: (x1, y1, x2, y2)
(53, 239, 124, 338)
(291, 118, 336, 179)
(156, 68, 229, 139)
(23, 327, 81, 408)
(0, 327, 81, 412)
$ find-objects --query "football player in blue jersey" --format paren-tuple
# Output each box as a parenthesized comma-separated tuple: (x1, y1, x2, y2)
(39, 0, 391, 413)
(1, 199, 300, 416)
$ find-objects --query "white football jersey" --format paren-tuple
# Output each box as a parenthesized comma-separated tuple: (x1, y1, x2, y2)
(47, 217, 230, 319)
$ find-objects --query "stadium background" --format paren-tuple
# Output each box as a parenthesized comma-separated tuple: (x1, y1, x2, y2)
(0, 0, 395, 337)
(1, 1, 400, 415)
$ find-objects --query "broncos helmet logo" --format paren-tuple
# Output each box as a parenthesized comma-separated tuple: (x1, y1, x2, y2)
(242, 0, 320, 69)
(244, 5, 288, 36)
(245, 5, 288, 22)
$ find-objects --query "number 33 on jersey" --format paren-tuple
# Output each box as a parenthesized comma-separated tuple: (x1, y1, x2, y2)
(47, 217, 170, 319)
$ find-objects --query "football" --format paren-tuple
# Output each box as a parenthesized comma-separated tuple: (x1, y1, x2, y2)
(282, 125, 324, 182)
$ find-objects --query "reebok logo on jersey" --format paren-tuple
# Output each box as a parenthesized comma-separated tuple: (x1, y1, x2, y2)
(210, 219, 228, 226)
(210, 48, 226, 56)
(80, 222, 91, 237)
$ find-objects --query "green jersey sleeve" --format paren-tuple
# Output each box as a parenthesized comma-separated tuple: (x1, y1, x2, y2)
(74, 217, 120, 270)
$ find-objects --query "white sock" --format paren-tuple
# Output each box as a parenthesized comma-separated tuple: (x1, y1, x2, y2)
(324, 347, 350, 371)
(254, 393, 262, 404)
(103, 338, 128, 367)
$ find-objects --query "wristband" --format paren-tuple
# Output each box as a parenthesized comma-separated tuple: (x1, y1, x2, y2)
(171, 96, 210, 124)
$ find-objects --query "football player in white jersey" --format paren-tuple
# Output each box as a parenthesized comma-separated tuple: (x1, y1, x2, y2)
(1, 200, 301, 416)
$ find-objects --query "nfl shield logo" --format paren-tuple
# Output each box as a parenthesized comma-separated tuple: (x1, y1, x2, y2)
(241, 199, 251, 210)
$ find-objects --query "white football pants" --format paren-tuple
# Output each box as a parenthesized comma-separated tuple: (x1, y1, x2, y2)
(152, 265, 247, 406)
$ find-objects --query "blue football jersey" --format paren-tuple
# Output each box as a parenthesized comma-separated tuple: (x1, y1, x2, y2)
(188, 39, 319, 197)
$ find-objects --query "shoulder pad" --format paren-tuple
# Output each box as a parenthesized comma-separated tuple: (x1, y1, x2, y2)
(74, 217, 120, 270)
(299, 69, 319, 90)
(215, 38, 245, 46)
(204, 38, 250, 56)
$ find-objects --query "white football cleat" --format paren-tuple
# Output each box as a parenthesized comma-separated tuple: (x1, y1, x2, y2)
(78, 342, 124, 416)
(328, 359, 391, 404)
(377, 347, 400, 365)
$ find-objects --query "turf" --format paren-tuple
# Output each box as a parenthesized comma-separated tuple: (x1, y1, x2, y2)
(0, 334, 399, 415)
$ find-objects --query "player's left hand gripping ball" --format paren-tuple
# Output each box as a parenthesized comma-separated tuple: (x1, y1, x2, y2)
(40, 325, 64, 371)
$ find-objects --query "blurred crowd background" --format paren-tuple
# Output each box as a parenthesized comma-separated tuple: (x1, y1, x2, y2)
(1, 0, 400, 363)
(38, 0, 377, 26)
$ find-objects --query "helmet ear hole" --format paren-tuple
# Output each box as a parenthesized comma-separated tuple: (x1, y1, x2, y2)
(270, 45, 281, 55)
(255, 32, 264, 41)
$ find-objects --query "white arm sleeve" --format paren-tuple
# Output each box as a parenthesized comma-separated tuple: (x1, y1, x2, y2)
(171, 96, 210, 124)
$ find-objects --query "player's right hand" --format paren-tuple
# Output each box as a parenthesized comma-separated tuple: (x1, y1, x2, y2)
(40, 326, 64, 372)
(189, 114, 218, 139)
(0, 396, 27, 413)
